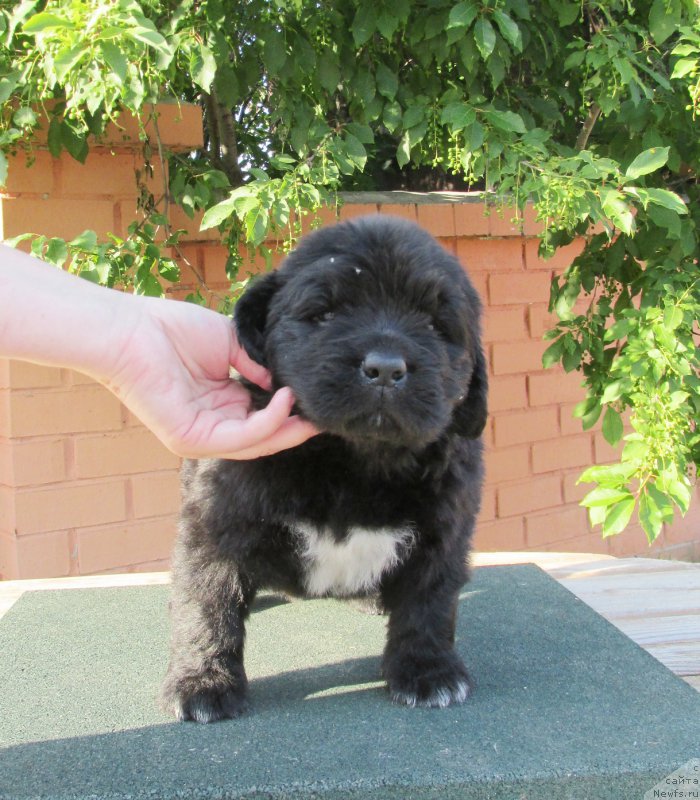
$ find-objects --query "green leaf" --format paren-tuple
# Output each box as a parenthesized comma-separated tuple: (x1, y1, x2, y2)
(649, 0, 679, 45)
(602, 496, 635, 537)
(488, 109, 526, 133)
(646, 188, 688, 215)
(625, 147, 669, 179)
(448, 1, 478, 30)
(396, 131, 411, 168)
(61, 123, 88, 163)
(600, 189, 635, 235)
(12, 107, 37, 128)
(190, 42, 217, 92)
(318, 52, 341, 93)
(351, 5, 376, 46)
(375, 63, 398, 99)
(69, 230, 98, 252)
(44, 237, 68, 267)
(23, 12, 75, 32)
(671, 58, 697, 80)
(602, 407, 624, 446)
(639, 491, 664, 543)
(573, 396, 602, 430)
(200, 197, 236, 230)
(542, 337, 564, 368)
(581, 486, 633, 508)
(557, 3, 580, 25)
(0, 152, 6, 187)
(492, 10, 522, 52)
(474, 17, 496, 60)
(100, 41, 128, 84)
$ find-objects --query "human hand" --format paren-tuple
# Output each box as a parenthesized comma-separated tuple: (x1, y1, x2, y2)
(101, 295, 319, 460)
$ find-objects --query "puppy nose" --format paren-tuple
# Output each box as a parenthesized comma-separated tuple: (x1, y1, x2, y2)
(361, 351, 408, 387)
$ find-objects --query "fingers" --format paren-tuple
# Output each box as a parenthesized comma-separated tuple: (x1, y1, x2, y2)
(194, 387, 319, 459)
(222, 415, 320, 460)
(229, 329, 272, 391)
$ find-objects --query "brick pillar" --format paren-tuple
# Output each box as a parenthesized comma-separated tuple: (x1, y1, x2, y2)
(0, 104, 202, 578)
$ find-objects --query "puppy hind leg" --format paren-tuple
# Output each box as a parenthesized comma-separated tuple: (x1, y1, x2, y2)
(161, 562, 254, 723)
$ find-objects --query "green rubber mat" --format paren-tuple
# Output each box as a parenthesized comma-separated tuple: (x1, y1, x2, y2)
(0, 564, 697, 799)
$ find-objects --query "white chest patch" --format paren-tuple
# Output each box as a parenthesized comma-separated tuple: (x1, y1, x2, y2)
(294, 524, 414, 597)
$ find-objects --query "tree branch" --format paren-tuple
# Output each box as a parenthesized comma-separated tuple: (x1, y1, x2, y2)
(576, 102, 601, 151)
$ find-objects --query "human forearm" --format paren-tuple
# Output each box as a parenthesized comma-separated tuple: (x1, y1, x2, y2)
(0, 244, 131, 380)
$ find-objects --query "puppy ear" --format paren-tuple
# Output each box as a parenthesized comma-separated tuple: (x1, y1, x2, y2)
(234, 272, 281, 366)
(452, 348, 489, 439)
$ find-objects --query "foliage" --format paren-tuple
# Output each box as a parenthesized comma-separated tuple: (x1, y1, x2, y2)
(1, 0, 700, 541)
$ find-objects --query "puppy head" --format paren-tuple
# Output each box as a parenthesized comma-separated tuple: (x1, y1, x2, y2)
(235, 215, 487, 450)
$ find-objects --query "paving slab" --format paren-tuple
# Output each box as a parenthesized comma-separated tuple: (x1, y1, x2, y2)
(0, 564, 697, 799)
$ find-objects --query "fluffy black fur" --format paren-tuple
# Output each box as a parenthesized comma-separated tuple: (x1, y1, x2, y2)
(161, 215, 487, 722)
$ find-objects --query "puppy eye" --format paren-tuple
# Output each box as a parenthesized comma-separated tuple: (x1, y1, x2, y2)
(427, 322, 435, 331)
(310, 311, 335, 324)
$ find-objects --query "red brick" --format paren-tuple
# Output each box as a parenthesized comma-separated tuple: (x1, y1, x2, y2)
(605, 523, 658, 558)
(560, 403, 598, 436)
(525, 505, 590, 548)
(14, 480, 127, 535)
(486, 204, 524, 237)
(489, 375, 528, 413)
(473, 517, 526, 551)
(537, 530, 607, 555)
(74, 428, 180, 479)
(338, 203, 379, 221)
(456, 238, 523, 273)
(524, 238, 585, 272)
(494, 407, 559, 447)
(529, 370, 585, 406)
(661, 497, 700, 545)
(492, 340, 548, 375)
(11, 439, 66, 486)
(1, 197, 116, 241)
(484, 445, 530, 485)
(61, 151, 138, 197)
(5, 150, 56, 195)
(482, 307, 527, 343)
(97, 103, 204, 152)
(0, 440, 12, 486)
(0, 485, 15, 534)
(131, 471, 181, 518)
(563, 470, 589, 504)
(8, 361, 63, 389)
(489, 271, 552, 306)
(478, 486, 497, 522)
(9, 386, 123, 436)
(0, 532, 17, 579)
(0, 391, 9, 438)
(378, 204, 417, 222)
(470, 272, 489, 304)
(532, 435, 593, 474)
(77, 515, 177, 573)
(415, 204, 455, 237)
(497, 474, 562, 517)
(454, 202, 489, 236)
(15, 530, 71, 578)
(522, 205, 544, 237)
(594, 432, 623, 464)
(528, 304, 556, 338)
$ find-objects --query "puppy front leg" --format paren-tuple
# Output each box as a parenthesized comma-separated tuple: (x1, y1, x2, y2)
(381, 567, 470, 708)
(161, 558, 253, 723)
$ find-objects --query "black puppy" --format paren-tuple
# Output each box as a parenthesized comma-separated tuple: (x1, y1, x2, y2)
(161, 215, 487, 722)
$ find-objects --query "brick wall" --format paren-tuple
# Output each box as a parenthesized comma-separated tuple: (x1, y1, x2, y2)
(1, 106, 698, 579)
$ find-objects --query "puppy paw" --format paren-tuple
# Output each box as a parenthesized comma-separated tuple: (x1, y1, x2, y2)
(161, 673, 248, 723)
(385, 652, 471, 708)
